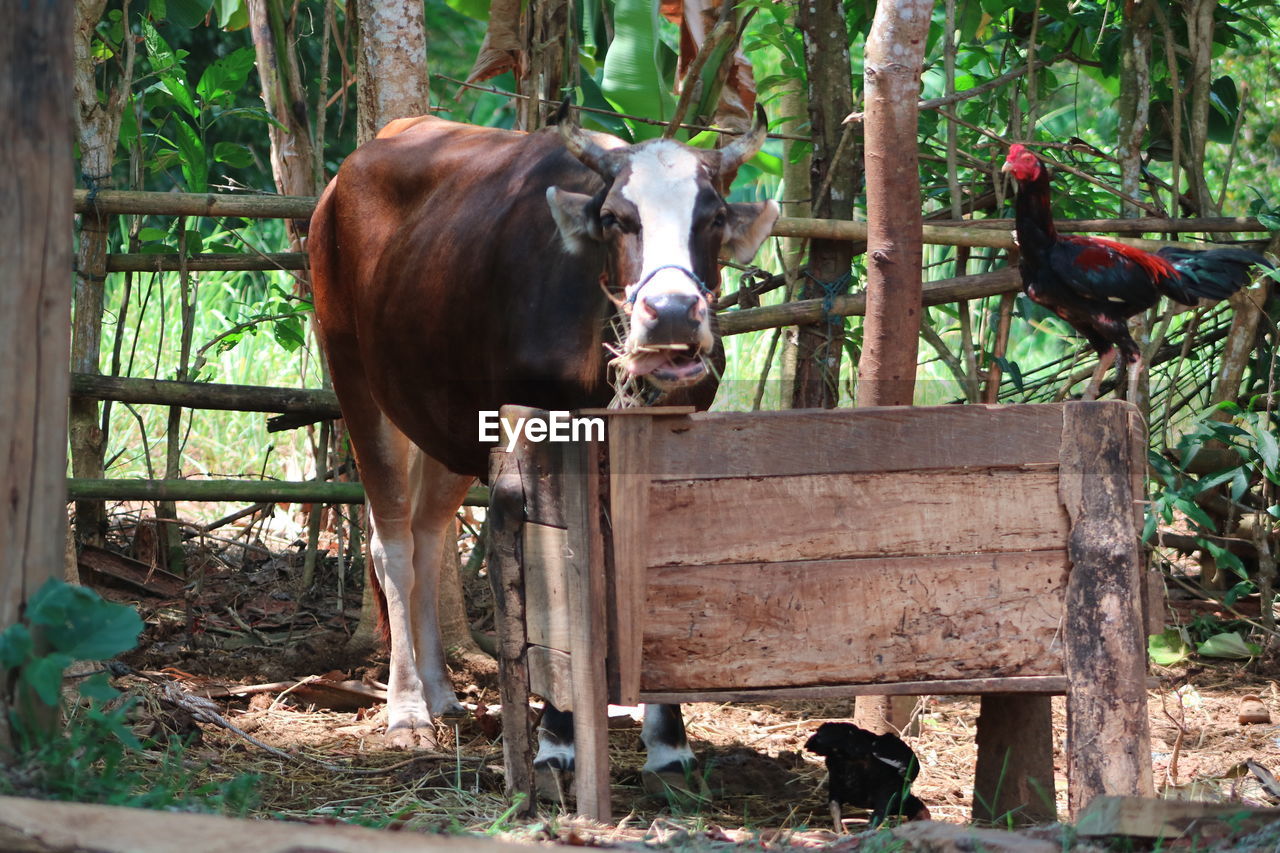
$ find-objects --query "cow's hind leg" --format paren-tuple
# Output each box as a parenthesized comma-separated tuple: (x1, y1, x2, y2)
(641, 704, 704, 799)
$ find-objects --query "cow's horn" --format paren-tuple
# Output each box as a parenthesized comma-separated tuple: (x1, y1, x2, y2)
(718, 104, 768, 173)
(554, 99, 616, 179)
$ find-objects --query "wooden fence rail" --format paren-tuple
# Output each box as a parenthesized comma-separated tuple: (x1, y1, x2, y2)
(67, 478, 489, 506)
(71, 373, 339, 415)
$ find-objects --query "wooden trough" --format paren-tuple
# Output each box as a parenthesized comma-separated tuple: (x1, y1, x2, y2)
(487, 401, 1157, 820)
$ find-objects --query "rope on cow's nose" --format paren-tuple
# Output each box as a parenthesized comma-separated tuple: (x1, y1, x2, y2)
(626, 264, 712, 305)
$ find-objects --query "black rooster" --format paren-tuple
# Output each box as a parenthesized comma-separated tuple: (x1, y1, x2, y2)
(805, 722, 930, 830)
(1001, 143, 1272, 399)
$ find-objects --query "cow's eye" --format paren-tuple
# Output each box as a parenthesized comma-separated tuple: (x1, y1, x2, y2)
(712, 211, 727, 229)
(600, 211, 619, 230)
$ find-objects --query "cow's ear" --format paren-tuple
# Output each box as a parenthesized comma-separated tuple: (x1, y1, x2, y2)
(721, 200, 780, 263)
(547, 187, 603, 254)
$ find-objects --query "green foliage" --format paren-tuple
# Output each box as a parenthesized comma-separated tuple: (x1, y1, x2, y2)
(1149, 614, 1262, 665)
(0, 579, 142, 747)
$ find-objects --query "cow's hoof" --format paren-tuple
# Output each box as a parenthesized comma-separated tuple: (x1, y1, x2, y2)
(534, 759, 575, 807)
(641, 762, 710, 805)
(386, 717, 438, 750)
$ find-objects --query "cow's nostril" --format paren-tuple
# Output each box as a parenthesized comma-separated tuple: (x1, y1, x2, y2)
(642, 291, 700, 326)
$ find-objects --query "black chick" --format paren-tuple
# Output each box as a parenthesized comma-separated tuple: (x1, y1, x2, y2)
(805, 722, 930, 830)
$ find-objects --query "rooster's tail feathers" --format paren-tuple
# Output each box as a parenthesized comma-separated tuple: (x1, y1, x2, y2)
(1156, 246, 1274, 303)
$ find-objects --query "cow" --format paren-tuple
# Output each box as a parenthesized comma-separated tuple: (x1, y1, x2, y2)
(307, 102, 778, 792)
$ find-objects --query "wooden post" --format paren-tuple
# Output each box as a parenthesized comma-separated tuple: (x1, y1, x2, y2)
(488, 412, 535, 816)
(1059, 401, 1153, 816)
(561, 437, 611, 820)
(0, 0, 75, 746)
(973, 694, 1058, 825)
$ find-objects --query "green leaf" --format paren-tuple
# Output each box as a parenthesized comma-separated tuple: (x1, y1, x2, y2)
(0, 623, 33, 669)
(1148, 628, 1191, 666)
(166, 0, 215, 28)
(271, 316, 306, 352)
(213, 141, 254, 168)
(1253, 425, 1279, 474)
(138, 227, 171, 243)
(1196, 631, 1259, 659)
(140, 19, 178, 74)
(197, 47, 256, 106)
(1200, 540, 1247, 580)
(26, 579, 143, 662)
(23, 652, 73, 706)
(78, 671, 121, 703)
(443, 0, 489, 20)
(601, 0, 676, 140)
(158, 74, 199, 122)
(214, 0, 248, 29)
(173, 119, 209, 192)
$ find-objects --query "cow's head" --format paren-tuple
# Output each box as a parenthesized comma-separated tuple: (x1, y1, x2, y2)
(546, 106, 779, 389)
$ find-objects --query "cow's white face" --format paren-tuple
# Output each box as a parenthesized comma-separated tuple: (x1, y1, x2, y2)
(546, 123, 778, 389)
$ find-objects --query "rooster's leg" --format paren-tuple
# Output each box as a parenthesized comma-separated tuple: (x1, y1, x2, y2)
(830, 800, 843, 833)
(1082, 350, 1116, 401)
(1125, 356, 1145, 408)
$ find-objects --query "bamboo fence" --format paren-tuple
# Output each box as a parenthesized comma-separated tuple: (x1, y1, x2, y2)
(71, 189, 1273, 508)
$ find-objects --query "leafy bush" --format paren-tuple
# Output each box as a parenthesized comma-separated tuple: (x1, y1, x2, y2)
(0, 579, 259, 812)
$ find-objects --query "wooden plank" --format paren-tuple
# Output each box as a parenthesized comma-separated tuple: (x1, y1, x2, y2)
(522, 523, 573, 653)
(1076, 795, 1280, 840)
(639, 676, 1070, 703)
(645, 405, 1065, 480)
(973, 695, 1058, 824)
(640, 551, 1070, 690)
(0, 794, 525, 853)
(502, 406, 568, 528)
(561, 439, 611, 820)
(607, 416, 651, 705)
(487, 443, 534, 814)
(1059, 401, 1154, 816)
(647, 467, 1067, 567)
(527, 645, 573, 708)
(575, 406, 695, 417)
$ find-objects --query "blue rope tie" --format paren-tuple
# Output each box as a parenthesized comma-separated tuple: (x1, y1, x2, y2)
(802, 269, 853, 326)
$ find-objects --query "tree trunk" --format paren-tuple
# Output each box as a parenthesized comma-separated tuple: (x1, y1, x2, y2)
(775, 16, 810, 410)
(1116, 2, 1153, 412)
(70, 0, 132, 548)
(517, 0, 568, 130)
(247, 0, 320, 239)
(353, 0, 429, 144)
(1181, 0, 1218, 217)
(1116, 3, 1153, 218)
(0, 0, 75, 747)
(857, 0, 933, 407)
(791, 1, 856, 409)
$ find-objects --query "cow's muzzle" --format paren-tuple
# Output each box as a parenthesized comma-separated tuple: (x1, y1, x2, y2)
(623, 267, 714, 386)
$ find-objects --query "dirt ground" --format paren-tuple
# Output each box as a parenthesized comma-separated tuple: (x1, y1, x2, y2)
(78, 510, 1280, 848)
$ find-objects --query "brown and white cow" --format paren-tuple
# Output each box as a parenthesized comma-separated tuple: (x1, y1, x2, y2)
(308, 104, 777, 781)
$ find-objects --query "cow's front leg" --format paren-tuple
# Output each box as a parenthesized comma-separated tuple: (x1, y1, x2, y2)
(533, 704, 576, 806)
(641, 704, 704, 798)
(407, 449, 473, 723)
